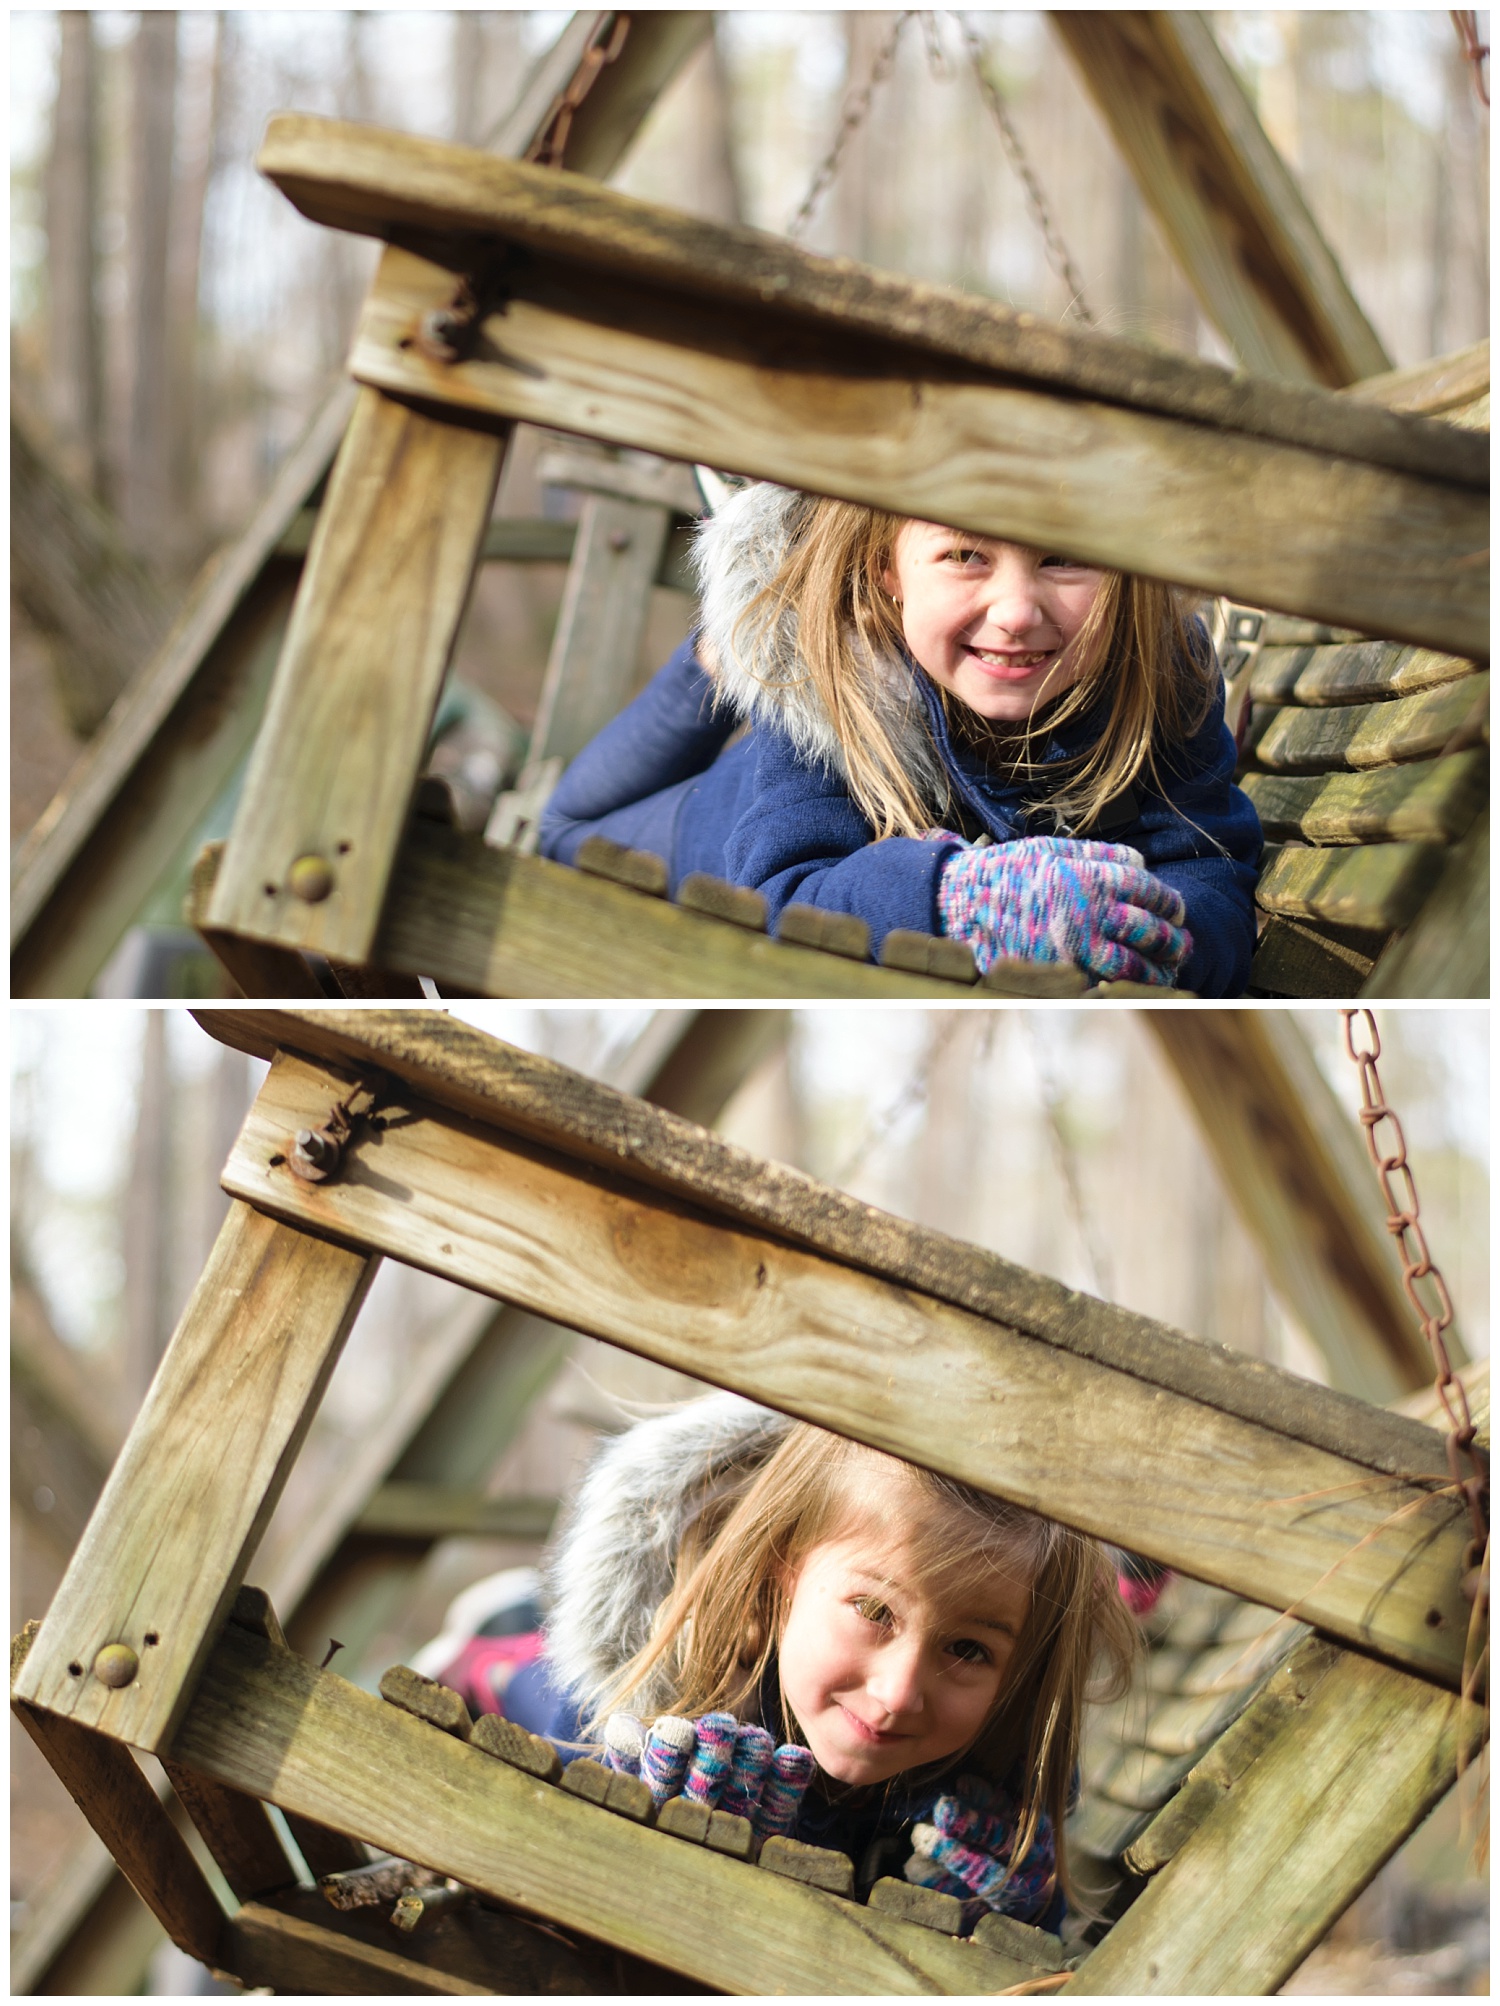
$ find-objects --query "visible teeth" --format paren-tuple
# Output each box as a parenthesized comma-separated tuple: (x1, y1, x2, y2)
(973, 649, 1050, 667)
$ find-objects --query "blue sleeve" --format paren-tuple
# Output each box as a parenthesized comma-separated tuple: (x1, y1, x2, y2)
(538, 638, 737, 868)
(1131, 681, 1262, 998)
(719, 727, 964, 950)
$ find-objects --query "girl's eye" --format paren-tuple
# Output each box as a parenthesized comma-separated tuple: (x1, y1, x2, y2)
(853, 1595, 893, 1626)
(946, 1636, 992, 1665)
(944, 545, 986, 567)
(1040, 554, 1088, 571)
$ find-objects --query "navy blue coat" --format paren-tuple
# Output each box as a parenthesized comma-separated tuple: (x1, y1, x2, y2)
(540, 635, 1262, 996)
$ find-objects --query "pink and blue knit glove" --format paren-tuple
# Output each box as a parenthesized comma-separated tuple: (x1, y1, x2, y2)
(937, 836, 1190, 987)
(905, 1773, 1058, 1922)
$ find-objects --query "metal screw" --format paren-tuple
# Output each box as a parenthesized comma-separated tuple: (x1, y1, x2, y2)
(607, 529, 632, 553)
(289, 1128, 342, 1184)
(287, 854, 335, 904)
(93, 1643, 139, 1689)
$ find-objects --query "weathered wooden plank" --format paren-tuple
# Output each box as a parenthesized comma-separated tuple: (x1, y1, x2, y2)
(1065, 1644, 1488, 1995)
(13, 1691, 225, 1967)
(1146, 1015, 1435, 1399)
(161, 1759, 298, 1903)
(1294, 644, 1475, 708)
(354, 1483, 557, 1542)
(1241, 750, 1486, 847)
(260, 112, 1479, 487)
(1248, 915, 1383, 997)
(1348, 337, 1489, 417)
(1051, 12, 1389, 385)
(348, 245, 1485, 660)
(176, 1623, 1037, 1995)
(11, 1203, 377, 1753)
(204, 386, 508, 963)
(192, 1007, 1450, 1479)
(1256, 841, 1445, 932)
(221, 1051, 1471, 1683)
(1362, 809, 1489, 1001)
(1244, 672, 1489, 773)
(307, 822, 984, 1000)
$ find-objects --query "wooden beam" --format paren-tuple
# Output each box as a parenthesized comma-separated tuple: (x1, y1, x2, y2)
(173, 1622, 1037, 1995)
(259, 114, 1475, 489)
(160, 1759, 299, 1903)
(1347, 339, 1489, 418)
(1050, 13, 1390, 386)
(192, 1008, 1449, 1480)
(221, 1050, 1471, 1685)
(1064, 1642, 1487, 1994)
(11, 1204, 377, 1753)
(1145, 1015, 1442, 1400)
(346, 242, 1483, 661)
(1361, 808, 1490, 1000)
(352, 1483, 557, 1542)
(9, 12, 713, 997)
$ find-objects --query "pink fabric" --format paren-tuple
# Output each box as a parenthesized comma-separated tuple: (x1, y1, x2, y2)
(436, 1631, 544, 1717)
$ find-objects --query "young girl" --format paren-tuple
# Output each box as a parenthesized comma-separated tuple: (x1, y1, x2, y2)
(538, 483, 1262, 995)
(487, 1394, 1137, 1932)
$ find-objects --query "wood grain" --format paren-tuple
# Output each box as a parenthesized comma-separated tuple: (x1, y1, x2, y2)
(349, 247, 1486, 660)
(1241, 751, 1486, 848)
(11, 1202, 377, 1752)
(1146, 1015, 1435, 1399)
(1255, 841, 1445, 931)
(1362, 810, 1489, 1000)
(176, 1623, 1037, 1995)
(205, 386, 506, 962)
(257, 112, 1479, 487)
(220, 1052, 1472, 1684)
(1052, 12, 1389, 386)
(1066, 1645, 1488, 1995)
(1347, 338, 1489, 417)
(191, 1008, 1450, 1478)
(1245, 673, 1489, 773)
(161, 1759, 298, 1902)
(1248, 915, 1382, 998)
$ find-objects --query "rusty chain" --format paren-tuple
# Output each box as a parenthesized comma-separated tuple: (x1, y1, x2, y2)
(1450, 9, 1490, 107)
(1340, 1011, 1488, 1612)
(525, 11, 632, 170)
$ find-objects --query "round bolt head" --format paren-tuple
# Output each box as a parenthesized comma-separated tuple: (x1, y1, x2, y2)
(93, 1642, 139, 1689)
(288, 854, 335, 904)
(607, 529, 632, 553)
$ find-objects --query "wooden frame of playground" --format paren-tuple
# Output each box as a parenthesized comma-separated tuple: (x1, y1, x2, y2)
(10, 11, 1488, 1002)
(10, 1008, 1488, 1995)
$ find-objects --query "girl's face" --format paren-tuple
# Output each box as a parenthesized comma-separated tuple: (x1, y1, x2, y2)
(883, 522, 1106, 724)
(778, 1517, 1031, 1787)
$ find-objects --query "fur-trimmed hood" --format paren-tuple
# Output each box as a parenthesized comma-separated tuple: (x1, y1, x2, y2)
(541, 1393, 792, 1714)
(690, 481, 950, 808)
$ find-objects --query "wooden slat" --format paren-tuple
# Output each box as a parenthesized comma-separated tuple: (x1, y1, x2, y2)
(1362, 809, 1489, 1001)
(1248, 640, 1475, 709)
(161, 1760, 298, 1903)
(1248, 915, 1383, 998)
(177, 1625, 1048, 1996)
(221, 1051, 1471, 1685)
(11, 1204, 377, 1753)
(192, 1007, 1449, 1478)
(1244, 672, 1489, 773)
(1241, 750, 1486, 847)
(347, 244, 1485, 662)
(13, 1699, 225, 1967)
(1050, 12, 1390, 385)
(259, 113, 1478, 488)
(1065, 1644, 1487, 1995)
(1348, 338, 1489, 417)
(1146, 1015, 1436, 1399)
(354, 1483, 557, 1542)
(1255, 841, 1446, 932)
(204, 387, 508, 963)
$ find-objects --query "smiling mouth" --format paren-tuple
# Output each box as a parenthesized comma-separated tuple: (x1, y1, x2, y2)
(967, 646, 1055, 677)
(838, 1706, 910, 1745)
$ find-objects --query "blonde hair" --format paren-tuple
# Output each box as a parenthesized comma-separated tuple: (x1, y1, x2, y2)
(735, 497, 1216, 840)
(590, 1422, 1137, 1910)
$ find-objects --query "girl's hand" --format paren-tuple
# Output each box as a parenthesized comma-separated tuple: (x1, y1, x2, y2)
(905, 1773, 1058, 1921)
(937, 836, 1191, 986)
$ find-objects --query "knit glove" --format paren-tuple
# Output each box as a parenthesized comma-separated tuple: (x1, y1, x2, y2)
(904, 1774, 1058, 1922)
(618, 1713, 813, 1835)
(937, 836, 1191, 987)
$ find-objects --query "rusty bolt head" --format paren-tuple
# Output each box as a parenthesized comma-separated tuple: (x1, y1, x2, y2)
(287, 854, 335, 904)
(93, 1643, 139, 1688)
(607, 529, 632, 553)
(415, 308, 463, 364)
(289, 1128, 341, 1184)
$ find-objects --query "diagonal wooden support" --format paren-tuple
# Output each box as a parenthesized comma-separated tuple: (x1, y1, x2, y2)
(213, 1038, 1472, 1686)
(1052, 11, 1391, 385)
(169, 1619, 1039, 1995)
(11, 1203, 377, 1753)
(1065, 1639, 1487, 1993)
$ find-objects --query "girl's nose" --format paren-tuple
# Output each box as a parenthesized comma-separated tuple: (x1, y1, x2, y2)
(981, 554, 1046, 637)
(866, 1641, 927, 1719)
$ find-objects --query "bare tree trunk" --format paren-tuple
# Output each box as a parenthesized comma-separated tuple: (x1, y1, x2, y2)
(168, 13, 224, 566)
(45, 12, 103, 496)
(124, 12, 179, 558)
(122, 1012, 170, 1410)
(833, 14, 882, 261)
(692, 25, 747, 226)
(452, 10, 484, 145)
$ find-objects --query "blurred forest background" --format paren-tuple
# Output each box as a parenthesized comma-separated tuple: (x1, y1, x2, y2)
(10, 9, 1491, 878)
(10, 1003, 1490, 1990)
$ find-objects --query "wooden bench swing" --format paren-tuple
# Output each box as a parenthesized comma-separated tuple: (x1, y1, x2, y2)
(169, 106, 1484, 1003)
(12, 1009, 1486, 1994)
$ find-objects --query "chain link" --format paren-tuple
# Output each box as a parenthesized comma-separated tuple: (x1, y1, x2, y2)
(1450, 9, 1491, 107)
(1340, 1011, 1489, 1601)
(525, 11, 631, 170)
(786, 12, 915, 243)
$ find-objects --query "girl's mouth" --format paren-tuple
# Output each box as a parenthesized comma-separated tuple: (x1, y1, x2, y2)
(837, 1705, 909, 1745)
(966, 646, 1055, 679)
